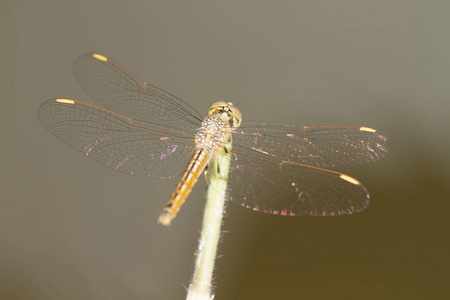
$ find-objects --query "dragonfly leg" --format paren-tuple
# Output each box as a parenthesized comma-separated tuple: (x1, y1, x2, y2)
(203, 168, 210, 187)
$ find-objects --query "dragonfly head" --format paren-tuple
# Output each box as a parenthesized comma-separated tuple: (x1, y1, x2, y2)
(208, 101, 242, 128)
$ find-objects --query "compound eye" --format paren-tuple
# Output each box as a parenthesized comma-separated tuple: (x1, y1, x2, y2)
(227, 102, 242, 127)
(226, 102, 242, 125)
(208, 101, 228, 112)
(208, 101, 242, 127)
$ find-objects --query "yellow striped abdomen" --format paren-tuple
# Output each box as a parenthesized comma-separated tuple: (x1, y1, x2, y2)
(158, 147, 212, 226)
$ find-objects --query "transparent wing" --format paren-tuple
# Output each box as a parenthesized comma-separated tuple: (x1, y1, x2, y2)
(38, 98, 197, 179)
(225, 149, 370, 216)
(231, 122, 391, 168)
(222, 123, 390, 215)
(73, 53, 203, 130)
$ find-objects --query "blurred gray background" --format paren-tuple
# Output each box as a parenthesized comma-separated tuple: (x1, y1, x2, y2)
(1, 1, 449, 299)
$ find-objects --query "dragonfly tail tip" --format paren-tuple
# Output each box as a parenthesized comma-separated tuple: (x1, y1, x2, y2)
(158, 214, 172, 226)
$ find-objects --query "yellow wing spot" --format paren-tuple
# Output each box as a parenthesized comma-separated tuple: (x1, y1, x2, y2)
(360, 127, 376, 133)
(340, 174, 360, 185)
(55, 98, 75, 104)
(92, 53, 108, 62)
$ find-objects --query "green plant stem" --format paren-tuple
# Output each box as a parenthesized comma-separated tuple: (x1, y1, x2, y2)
(186, 149, 231, 300)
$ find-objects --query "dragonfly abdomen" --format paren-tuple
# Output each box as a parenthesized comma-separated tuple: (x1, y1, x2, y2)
(158, 147, 212, 226)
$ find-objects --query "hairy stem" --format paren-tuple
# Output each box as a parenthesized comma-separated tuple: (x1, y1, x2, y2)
(186, 149, 230, 300)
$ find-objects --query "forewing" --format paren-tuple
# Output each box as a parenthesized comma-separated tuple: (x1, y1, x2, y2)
(38, 99, 196, 178)
(231, 122, 390, 168)
(226, 149, 370, 216)
(73, 53, 203, 130)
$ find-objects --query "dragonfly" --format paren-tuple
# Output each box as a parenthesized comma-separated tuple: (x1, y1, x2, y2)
(38, 53, 390, 226)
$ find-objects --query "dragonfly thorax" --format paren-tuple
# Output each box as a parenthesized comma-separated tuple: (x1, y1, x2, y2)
(195, 117, 229, 150)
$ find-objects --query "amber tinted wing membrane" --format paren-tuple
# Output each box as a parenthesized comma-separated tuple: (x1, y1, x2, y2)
(37, 99, 195, 178)
(230, 123, 390, 168)
(73, 53, 203, 130)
